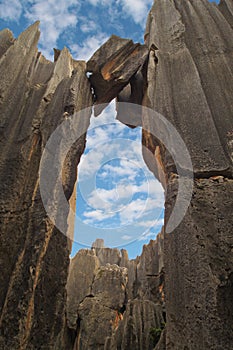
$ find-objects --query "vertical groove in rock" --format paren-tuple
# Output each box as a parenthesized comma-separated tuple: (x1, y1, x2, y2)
(66, 234, 165, 350)
(0, 23, 93, 349)
(0, 1, 232, 349)
(219, 0, 233, 29)
(143, 1, 233, 349)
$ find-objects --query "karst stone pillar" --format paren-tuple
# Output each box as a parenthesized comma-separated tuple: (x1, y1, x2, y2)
(143, 0, 233, 349)
(0, 23, 92, 349)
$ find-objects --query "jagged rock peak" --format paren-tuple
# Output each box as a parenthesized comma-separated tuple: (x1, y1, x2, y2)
(92, 238, 105, 248)
(66, 236, 165, 349)
(0, 22, 93, 349)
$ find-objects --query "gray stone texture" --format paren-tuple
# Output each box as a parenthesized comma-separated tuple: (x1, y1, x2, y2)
(0, 0, 233, 349)
(0, 23, 92, 349)
(143, 1, 233, 349)
(66, 236, 165, 350)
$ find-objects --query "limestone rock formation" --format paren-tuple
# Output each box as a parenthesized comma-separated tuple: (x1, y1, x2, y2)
(73, 263, 128, 350)
(0, 23, 149, 349)
(86, 35, 148, 116)
(143, 0, 233, 348)
(0, 23, 93, 349)
(0, 0, 233, 349)
(219, 0, 233, 28)
(105, 300, 164, 350)
(66, 249, 100, 330)
(66, 237, 165, 350)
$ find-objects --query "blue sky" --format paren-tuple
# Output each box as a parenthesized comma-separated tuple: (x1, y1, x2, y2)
(0, 0, 219, 258)
(0, 0, 154, 59)
(73, 103, 164, 258)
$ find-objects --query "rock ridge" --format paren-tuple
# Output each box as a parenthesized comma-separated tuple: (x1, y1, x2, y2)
(66, 233, 165, 350)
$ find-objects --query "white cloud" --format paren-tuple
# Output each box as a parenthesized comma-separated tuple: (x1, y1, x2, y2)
(80, 20, 98, 33)
(138, 218, 164, 229)
(119, 198, 145, 220)
(0, 0, 22, 21)
(0, 0, 153, 61)
(82, 173, 163, 212)
(138, 231, 157, 241)
(120, 0, 153, 26)
(119, 195, 164, 226)
(122, 235, 132, 240)
(85, 0, 152, 27)
(79, 148, 106, 178)
(70, 32, 108, 61)
(78, 101, 164, 229)
(24, 0, 79, 58)
(100, 159, 140, 182)
(86, 0, 113, 6)
(83, 209, 115, 223)
(79, 175, 164, 227)
(78, 115, 164, 227)
(136, 179, 164, 199)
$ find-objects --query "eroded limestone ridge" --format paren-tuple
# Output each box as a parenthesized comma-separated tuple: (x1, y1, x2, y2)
(0, 22, 93, 350)
(0, 20, 149, 350)
(143, 1, 233, 349)
(0, 0, 233, 349)
(65, 236, 165, 350)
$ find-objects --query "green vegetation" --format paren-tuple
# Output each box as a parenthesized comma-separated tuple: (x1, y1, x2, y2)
(149, 322, 166, 347)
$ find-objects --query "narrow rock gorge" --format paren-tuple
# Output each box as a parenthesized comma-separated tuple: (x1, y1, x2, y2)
(0, 0, 232, 349)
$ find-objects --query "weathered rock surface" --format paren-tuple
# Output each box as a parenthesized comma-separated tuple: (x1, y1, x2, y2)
(163, 177, 233, 349)
(0, 28, 14, 57)
(66, 236, 165, 350)
(76, 298, 117, 350)
(143, 0, 233, 349)
(66, 249, 100, 330)
(87, 35, 148, 116)
(91, 264, 128, 309)
(219, 0, 233, 28)
(72, 262, 128, 350)
(1, 0, 233, 349)
(135, 233, 164, 304)
(105, 300, 164, 350)
(0, 23, 92, 349)
(143, 0, 233, 181)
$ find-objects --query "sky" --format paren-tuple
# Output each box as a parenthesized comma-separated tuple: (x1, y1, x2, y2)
(73, 103, 164, 258)
(0, 0, 219, 259)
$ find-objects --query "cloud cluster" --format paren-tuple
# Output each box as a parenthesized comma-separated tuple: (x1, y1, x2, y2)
(120, 0, 153, 25)
(70, 32, 108, 61)
(0, 0, 153, 59)
(0, 0, 22, 21)
(86, 0, 153, 26)
(77, 106, 164, 237)
(24, 0, 79, 58)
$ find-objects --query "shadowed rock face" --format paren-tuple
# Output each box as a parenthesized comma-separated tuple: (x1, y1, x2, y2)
(0, 23, 93, 349)
(0, 0, 233, 349)
(66, 236, 165, 350)
(143, 0, 233, 348)
(86, 35, 148, 117)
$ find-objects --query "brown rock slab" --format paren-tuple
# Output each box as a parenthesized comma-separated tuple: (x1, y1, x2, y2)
(143, 1, 233, 349)
(77, 298, 117, 350)
(87, 35, 148, 116)
(219, 0, 233, 28)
